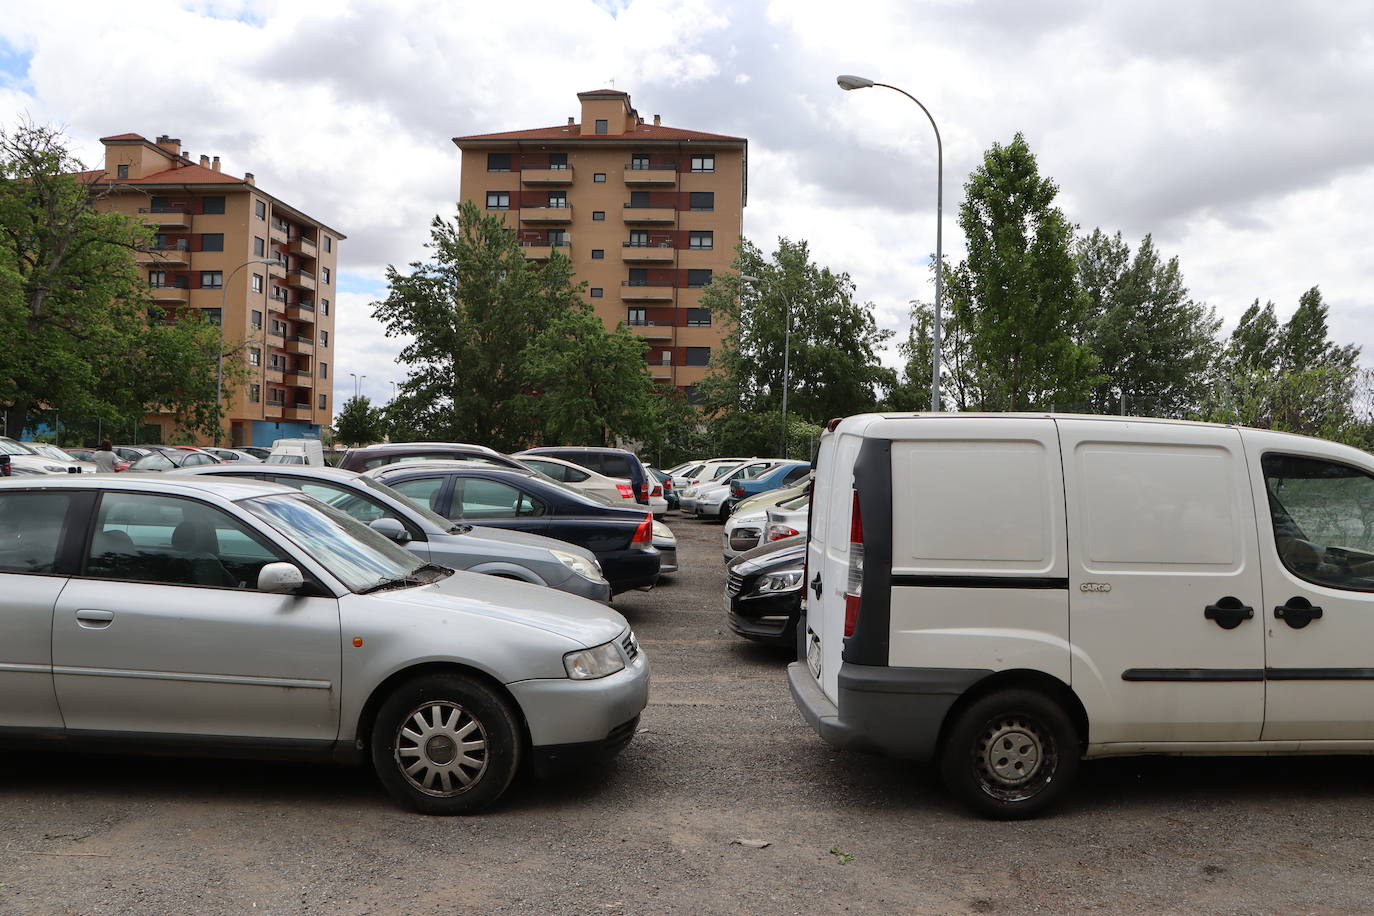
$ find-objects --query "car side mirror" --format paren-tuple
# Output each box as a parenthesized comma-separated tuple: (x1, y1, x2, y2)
(370, 517, 411, 544)
(258, 562, 305, 594)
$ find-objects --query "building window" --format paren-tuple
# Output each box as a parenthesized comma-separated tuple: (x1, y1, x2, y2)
(685, 346, 710, 366)
(691, 154, 715, 173)
(689, 230, 713, 249)
(631, 153, 651, 170)
(251, 309, 262, 329)
(321, 267, 330, 284)
(201, 233, 224, 252)
(590, 288, 603, 298)
(593, 172, 606, 183)
(548, 152, 568, 170)
(320, 330, 328, 347)
(628, 230, 648, 247)
(686, 308, 711, 327)
(487, 152, 512, 171)
(591, 249, 604, 259)
(251, 273, 263, 293)
(546, 229, 568, 247)
(116, 164, 129, 179)
(547, 191, 568, 208)
(629, 190, 650, 208)
(684, 384, 702, 405)
(628, 268, 648, 287)
(689, 191, 714, 211)
(321, 298, 330, 316)
(255, 200, 266, 220)
(249, 384, 260, 403)
(324, 235, 332, 253)
(254, 236, 265, 256)
(201, 196, 226, 214)
(592, 211, 605, 221)
(248, 347, 261, 367)
(595, 119, 608, 135)
(319, 394, 327, 410)
(203, 308, 222, 327)
(148, 270, 167, 288)
(201, 271, 223, 289)
(270, 319, 286, 337)
(687, 269, 712, 288)
(627, 308, 647, 326)
(320, 362, 328, 379)
(486, 191, 510, 210)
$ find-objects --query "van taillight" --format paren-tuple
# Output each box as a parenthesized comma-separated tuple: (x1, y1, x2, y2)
(632, 513, 654, 544)
(844, 490, 864, 637)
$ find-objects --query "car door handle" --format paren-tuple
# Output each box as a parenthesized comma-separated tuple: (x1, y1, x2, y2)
(1275, 596, 1323, 629)
(1203, 596, 1253, 630)
(74, 609, 115, 629)
(810, 573, 823, 599)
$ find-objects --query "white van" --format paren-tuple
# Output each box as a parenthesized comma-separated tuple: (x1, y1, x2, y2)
(266, 438, 325, 466)
(790, 413, 1374, 818)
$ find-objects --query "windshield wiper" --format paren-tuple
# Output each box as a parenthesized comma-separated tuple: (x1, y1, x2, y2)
(356, 574, 424, 595)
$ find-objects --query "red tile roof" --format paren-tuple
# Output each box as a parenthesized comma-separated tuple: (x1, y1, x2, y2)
(454, 123, 746, 144)
(99, 132, 146, 142)
(87, 163, 246, 185)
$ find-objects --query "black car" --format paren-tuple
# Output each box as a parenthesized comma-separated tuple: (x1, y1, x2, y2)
(517, 447, 654, 507)
(726, 535, 805, 648)
(368, 464, 660, 594)
(338, 442, 527, 473)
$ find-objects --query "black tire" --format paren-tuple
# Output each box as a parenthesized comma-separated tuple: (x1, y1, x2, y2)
(937, 688, 1079, 820)
(717, 504, 731, 523)
(370, 673, 522, 815)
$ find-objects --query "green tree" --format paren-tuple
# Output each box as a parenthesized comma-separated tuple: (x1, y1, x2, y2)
(1075, 230, 1220, 417)
(0, 122, 231, 441)
(334, 395, 386, 447)
(698, 237, 894, 437)
(948, 133, 1098, 410)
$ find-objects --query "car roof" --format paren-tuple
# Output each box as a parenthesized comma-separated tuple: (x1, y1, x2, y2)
(0, 473, 296, 500)
(170, 464, 363, 482)
(358, 441, 503, 455)
(519, 446, 640, 458)
(370, 460, 535, 477)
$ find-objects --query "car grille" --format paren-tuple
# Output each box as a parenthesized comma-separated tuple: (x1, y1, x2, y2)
(621, 630, 639, 661)
(726, 569, 746, 596)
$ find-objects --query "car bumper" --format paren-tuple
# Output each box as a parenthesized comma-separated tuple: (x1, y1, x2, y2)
(655, 545, 678, 575)
(677, 495, 699, 513)
(509, 646, 650, 750)
(694, 495, 727, 517)
(554, 571, 614, 605)
(601, 547, 661, 594)
(726, 590, 800, 647)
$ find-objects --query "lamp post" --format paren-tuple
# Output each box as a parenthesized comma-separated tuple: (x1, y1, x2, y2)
(390, 380, 398, 402)
(837, 74, 944, 412)
(217, 258, 277, 446)
(740, 273, 794, 457)
(349, 372, 366, 400)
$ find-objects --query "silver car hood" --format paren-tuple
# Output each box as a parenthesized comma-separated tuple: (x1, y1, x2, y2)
(453, 523, 597, 561)
(368, 568, 625, 646)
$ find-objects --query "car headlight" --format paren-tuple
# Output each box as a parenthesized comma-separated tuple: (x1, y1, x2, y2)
(551, 549, 603, 582)
(755, 568, 804, 593)
(564, 640, 625, 679)
(651, 520, 673, 541)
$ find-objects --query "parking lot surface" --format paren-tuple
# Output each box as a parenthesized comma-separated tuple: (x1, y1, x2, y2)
(3, 514, 1374, 914)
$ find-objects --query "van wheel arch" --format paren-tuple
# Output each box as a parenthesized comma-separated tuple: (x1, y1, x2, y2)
(936, 669, 1088, 758)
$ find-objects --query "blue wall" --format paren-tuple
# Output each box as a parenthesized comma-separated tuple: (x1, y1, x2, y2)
(251, 420, 320, 447)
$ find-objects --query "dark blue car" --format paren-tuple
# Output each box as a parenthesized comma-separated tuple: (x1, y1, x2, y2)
(726, 461, 810, 511)
(367, 464, 661, 595)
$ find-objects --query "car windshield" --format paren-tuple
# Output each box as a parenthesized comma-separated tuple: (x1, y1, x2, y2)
(242, 493, 426, 593)
(131, 452, 177, 471)
(779, 493, 810, 511)
(0, 438, 36, 456)
(354, 474, 464, 532)
(29, 444, 70, 461)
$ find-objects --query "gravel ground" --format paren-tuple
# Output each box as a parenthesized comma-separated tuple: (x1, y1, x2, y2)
(4, 515, 1374, 914)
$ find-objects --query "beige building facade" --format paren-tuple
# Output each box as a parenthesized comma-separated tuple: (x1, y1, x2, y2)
(453, 90, 747, 394)
(89, 133, 344, 447)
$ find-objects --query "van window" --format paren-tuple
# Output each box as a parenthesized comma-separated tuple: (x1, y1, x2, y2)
(595, 454, 632, 478)
(1263, 454, 1374, 592)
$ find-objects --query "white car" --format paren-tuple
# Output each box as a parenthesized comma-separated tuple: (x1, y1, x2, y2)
(517, 455, 638, 506)
(204, 448, 264, 463)
(691, 460, 787, 521)
(678, 460, 754, 514)
(723, 480, 813, 560)
(0, 437, 85, 475)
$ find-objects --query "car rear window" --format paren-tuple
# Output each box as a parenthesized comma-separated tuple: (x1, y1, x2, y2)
(597, 455, 633, 477)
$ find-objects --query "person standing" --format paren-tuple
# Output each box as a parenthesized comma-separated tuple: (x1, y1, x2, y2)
(93, 440, 120, 473)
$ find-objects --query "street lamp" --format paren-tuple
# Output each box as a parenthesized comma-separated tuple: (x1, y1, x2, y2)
(349, 372, 366, 400)
(217, 257, 277, 446)
(837, 74, 944, 412)
(390, 380, 399, 402)
(741, 273, 793, 457)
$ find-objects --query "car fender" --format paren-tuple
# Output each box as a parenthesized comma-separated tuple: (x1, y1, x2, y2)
(465, 561, 548, 586)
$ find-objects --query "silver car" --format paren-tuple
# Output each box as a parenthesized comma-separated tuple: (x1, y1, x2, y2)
(170, 464, 612, 603)
(0, 475, 648, 814)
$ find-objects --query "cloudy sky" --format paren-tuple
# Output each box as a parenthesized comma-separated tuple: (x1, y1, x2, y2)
(2, 0, 1371, 408)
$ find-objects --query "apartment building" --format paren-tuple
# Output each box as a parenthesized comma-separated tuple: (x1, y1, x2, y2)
(453, 90, 747, 393)
(88, 133, 344, 447)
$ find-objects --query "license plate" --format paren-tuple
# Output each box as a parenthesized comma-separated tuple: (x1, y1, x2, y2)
(806, 631, 822, 680)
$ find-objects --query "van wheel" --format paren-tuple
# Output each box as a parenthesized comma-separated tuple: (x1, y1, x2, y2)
(370, 673, 522, 815)
(937, 688, 1078, 819)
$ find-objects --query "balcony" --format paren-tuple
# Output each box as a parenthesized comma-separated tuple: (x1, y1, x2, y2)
(519, 205, 572, 223)
(263, 366, 285, 385)
(621, 282, 675, 302)
(623, 165, 677, 186)
(628, 322, 674, 340)
(148, 285, 189, 305)
(287, 300, 316, 322)
(286, 268, 316, 291)
(649, 363, 674, 380)
(267, 257, 287, 278)
(286, 369, 314, 385)
(622, 205, 676, 224)
(138, 207, 192, 229)
(285, 335, 315, 355)
(267, 293, 289, 314)
(288, 236, 317, 259)
(137, 246, 191, 266)
(622, 242, 676, 262)
(285, 404, 314, 421)
(520, 166, 574, 185)
(521, 239, 570, 260)
(269, 220, 290, 244)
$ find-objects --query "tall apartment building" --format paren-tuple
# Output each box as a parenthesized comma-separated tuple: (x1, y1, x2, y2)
(88, 133, 344, 447)
(453, 90, 746, 393)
